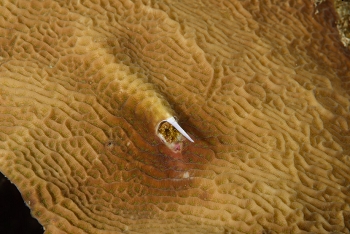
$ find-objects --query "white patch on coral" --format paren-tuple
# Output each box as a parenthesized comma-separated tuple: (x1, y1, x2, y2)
(182, 171, 189, 178)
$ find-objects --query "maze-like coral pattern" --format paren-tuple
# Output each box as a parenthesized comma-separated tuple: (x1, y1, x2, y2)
(0, 0, 350, 233)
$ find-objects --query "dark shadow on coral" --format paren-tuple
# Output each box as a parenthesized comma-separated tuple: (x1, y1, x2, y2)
(0, 172, 43, 234)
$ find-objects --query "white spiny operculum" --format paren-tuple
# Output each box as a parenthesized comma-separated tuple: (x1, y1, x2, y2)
(165, 117, 194, 142)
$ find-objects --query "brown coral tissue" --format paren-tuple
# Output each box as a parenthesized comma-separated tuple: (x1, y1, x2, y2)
(0, 0, 350, 233)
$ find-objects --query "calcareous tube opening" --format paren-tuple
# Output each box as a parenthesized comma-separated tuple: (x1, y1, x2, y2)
(156, 117, 194, 153)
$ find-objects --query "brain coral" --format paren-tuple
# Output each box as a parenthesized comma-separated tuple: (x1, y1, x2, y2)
(0, 0, 350, 233)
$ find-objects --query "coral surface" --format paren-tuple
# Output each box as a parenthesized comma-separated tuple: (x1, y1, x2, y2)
(0, 0, 350, 233)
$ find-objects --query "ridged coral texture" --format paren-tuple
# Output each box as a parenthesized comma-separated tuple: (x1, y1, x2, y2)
(0, 0, 350, 233)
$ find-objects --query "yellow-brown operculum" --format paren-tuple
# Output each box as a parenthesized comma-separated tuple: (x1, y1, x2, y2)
(156, 121, 184, 153)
